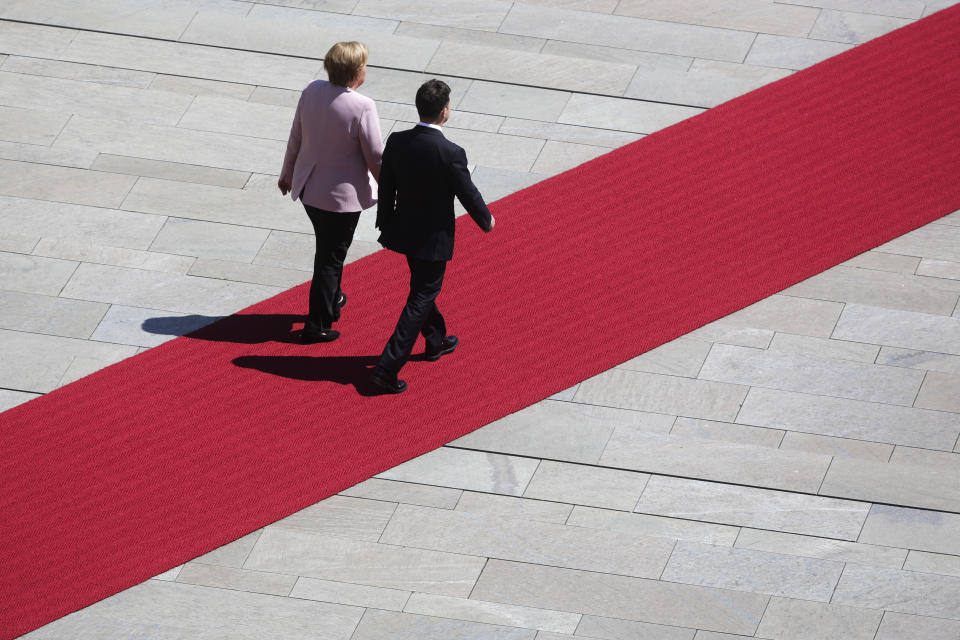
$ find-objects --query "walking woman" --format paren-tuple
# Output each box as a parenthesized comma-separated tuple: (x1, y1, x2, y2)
(279, 41, 383, 342)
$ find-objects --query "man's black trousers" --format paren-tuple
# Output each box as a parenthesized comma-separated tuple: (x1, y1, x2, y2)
(378, 256, 447, 374)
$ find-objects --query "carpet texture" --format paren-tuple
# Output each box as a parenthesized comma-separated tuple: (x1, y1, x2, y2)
(3, 6, 960, 638)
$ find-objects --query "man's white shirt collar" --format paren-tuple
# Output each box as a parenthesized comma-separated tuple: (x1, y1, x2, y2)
(417, 122, 443, 131)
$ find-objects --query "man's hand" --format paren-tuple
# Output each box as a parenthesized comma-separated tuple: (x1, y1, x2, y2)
(278, 176, 291, 196)
(485, 215, 495, 233)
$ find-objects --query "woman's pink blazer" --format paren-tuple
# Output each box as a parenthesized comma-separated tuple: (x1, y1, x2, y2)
(280, 79, 383, 212)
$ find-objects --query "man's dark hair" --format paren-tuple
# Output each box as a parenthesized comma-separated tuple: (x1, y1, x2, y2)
(416, 79, 451, 122)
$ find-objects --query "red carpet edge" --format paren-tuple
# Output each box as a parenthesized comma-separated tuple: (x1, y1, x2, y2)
(2, 6, 960, 638)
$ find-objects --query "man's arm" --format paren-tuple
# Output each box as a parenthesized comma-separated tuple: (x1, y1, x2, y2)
(448, 147, 494, 232)
(278, 92, 303, 195)
(375, 135, 396, 229)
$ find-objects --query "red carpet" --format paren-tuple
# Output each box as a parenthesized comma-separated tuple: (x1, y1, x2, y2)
(3, 7, 960, 638)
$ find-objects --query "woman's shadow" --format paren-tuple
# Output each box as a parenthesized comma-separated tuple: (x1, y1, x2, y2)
(142, 313, 397, 395)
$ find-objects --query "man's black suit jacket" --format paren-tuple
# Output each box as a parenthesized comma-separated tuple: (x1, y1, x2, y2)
(376, 125, 492, 262)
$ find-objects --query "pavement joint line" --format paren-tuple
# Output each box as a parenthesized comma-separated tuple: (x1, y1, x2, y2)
(441, 443, 960, 517)
(0, 17, 714, 110)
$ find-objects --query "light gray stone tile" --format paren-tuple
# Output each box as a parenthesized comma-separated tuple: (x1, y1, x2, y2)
(859, 504, 960, 556)
(500, 4, 756, 62)
(615, 0, 819, 37)
(33, 238, 194, 274)
(403, 593, 580, 634)
(395, 21, 545, 51)
(662, 542, 845, 601)
(499, 118, 640, 148)
(247, 85, 305, 108)
(0, 70, 192, 127)
(354, 0, 510, 30)
(2, 55, 155, 88)
(0, 21, 77, 60)
(439, 110, 503, 133)
(380, 504, 674, 577)
(843, 249, 921, 274)
(625, 66, 785, 108)
(904, 551, 960, 578)
(188, 258, 308, 288)
(468, 166, 546, 203)
(531, 140, 608, 175)
(0, 328, 136, 393)
(567, 506, 741, 545)
(55, 116, 286, 175)
(693, 633, 753, 640)
(574, 369, 748, 422)
(61, 30, 320, 93)
(785, 266, 960, 315)
(777, 0, 923, 19)
(549, 384, 579, 401)
(22, 579, 362, 639)
(60, 263, 282, 316)
(0, 140, 98, 170)
(193, 531, 262, 568)
(0, 105, 69, 145)
(746, 34, 853, 69)
(918, 259, 960, 281)
(0, 251, 77, 296)
(736, 529, 907, 569)
(558, 94, 702, 134)
(925, 0, 960, 16)
(0, 159, 137, 209)
(618, 337, 713, 377)
(290, 577, 410, 611)
(809, 9, 911, 43)
(574, 616, 694, 640)
(151, 566, 182, 582)
(0, 388, 40, 412)
(915, 371, 960, 412)
(878, 223, 960, 262)
(717, 294, 844, 337)
(351, 609, 536, 640)
(779, 431, 892, 463)
(123, 178, 312, 233)
(244, 527, 486, 596)
(671, 417, 785, 449)
(181, 12, 438, 71)
(426, 42, 637, 95)
(471, 560, 768, 636)
(768, 333, 880, 363)
(453, 400, 673, 464)
(820, 456, 960, 512)
(874, 612, 960, 640)
(635, 476, 870, 540)
(459, 81, 571, 122)
(269, 495, 395, 541)
(178, 95, 296, 140)
(540, 40, 692, 72)
(339, 478, 462, 509)
(832, 564, 960, 619)
(359, 68, 472, 108)
(175, 563, 296, 596)
(436, 126, 545, 172)
(90, 306, 218, 348)
(249, 3, 398, 31)
(0, 290, 108, 339)
(602, 428, 830, 492)
(0, 232, 38, 254)
(254, 230, 314, 271)
(890, 446, 960, 470)
(455, 492, 573, 524)
(243, 0, 359, 11)
(150, 74, 255, 100)
(377, 447, 540, 496)
(92, 154, 251, 188)
(756, 597, 882, 640)
(687, 323, 775, 348)
(737, 387, 960, 450)
(700, 344, 924, 405)
(149, 218, 270, 263)
(522, 460, 650, 510)
(521, 0, 619, 12)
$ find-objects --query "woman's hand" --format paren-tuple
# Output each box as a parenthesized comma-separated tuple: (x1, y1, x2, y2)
(278, 176, 291, 196)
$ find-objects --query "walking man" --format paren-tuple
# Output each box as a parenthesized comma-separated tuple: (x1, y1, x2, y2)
(370, 79, 495, 393)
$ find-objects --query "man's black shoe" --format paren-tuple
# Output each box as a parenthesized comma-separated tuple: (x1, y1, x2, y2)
(338, 292, 347, 308)
(301, 322, 339, 343)
(370, 367, 407, 394)
(425, 335, 458, 361)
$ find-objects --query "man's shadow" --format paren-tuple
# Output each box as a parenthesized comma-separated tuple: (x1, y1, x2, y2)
(142, 313, 305, 344)
(232, 354, 388, 396)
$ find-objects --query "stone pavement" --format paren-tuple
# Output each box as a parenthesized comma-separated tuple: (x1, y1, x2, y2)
(2, 0, 960, 637)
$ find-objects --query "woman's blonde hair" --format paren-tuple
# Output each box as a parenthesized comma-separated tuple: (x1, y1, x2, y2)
(324, 41, 369, 87)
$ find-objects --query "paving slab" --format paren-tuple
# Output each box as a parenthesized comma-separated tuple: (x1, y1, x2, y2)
(755, 597, 882, 640)
(149, 218, 270, 263)
(149, 74, 255, 100)
(33, 238, 194, 274)
(766, 333, 880, 363)
(574, 616, 694, 640)
(339, 478, 462, 509)
(775, 0, 923, 20)
(92, 154, 251, 189)
(188, 258, 309, 288)
(290, 577, 410, 611)
(878, 221, 960, 262)
(351, 609, 536, 640)
(558, 94, 703, 134)
(0, 290, 108, 339)
(454, 491, 573, 524)
(175, 563, 297, 597)
(809, 9, 912, 43)
(192, 531, 262, 568)
(0, 105, 69, 146)
(874, 612, 960, 640)
(0, 21, 77, 60)
(0, 251, 77, 296)
(843, 249, 921, 273)
(0, 388, 40, 412)
(92, 306, 219, 348)
(566, 506, 740, 545)
(614, 0, 819, 37)
(745, 34, 853, 69)
(918, 258, 960, 280)
(858, 504, 960, 556)
(711, 295, 843, 337)
(735, 528, 907, 568)
(778, 431, 892, 463)
(403, 593, 580, 633)
(0, 159, 137, 209)
(670, 417, 785, 449)
(914, 371, 960, 412)
(269, 495, 396, 542)
(522, 460, 651, 510)
(832, 564, 960, 619)
(248, 3, 399, 31)
(904, 551, 960, 578)
(820, 456, 960, 512)
(376, 447, 540, 496)
(394, 21, 545, 52)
